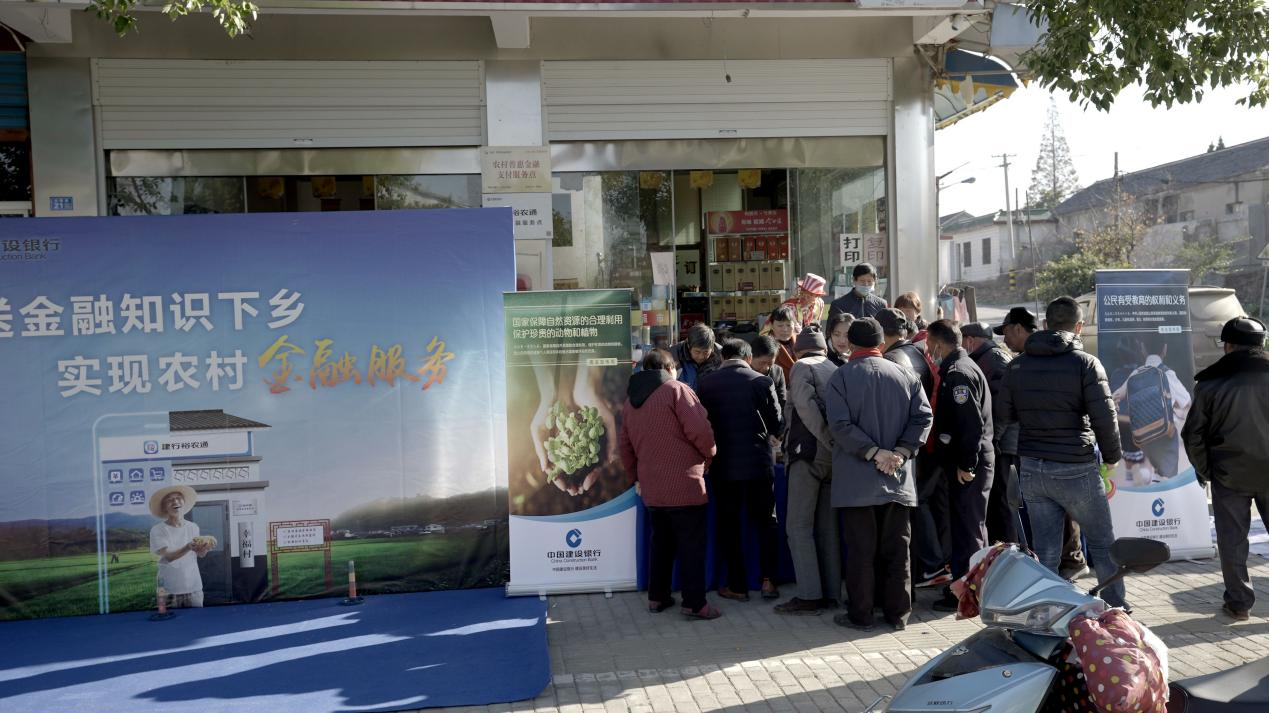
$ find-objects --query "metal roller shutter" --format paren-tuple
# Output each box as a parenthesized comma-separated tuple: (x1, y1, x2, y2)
(92, 59, 484, 150)
(543, 59, 891, 141)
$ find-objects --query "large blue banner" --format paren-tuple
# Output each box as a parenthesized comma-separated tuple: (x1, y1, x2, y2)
(0, 209, 515, 620)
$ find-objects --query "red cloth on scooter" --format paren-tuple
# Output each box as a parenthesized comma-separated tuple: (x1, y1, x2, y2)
(1069, 609, 1167, 713)
(949, 542, 1014, 619)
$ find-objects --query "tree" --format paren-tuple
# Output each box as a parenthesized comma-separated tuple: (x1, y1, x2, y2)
(1175, 234, 1234, 285)
(1023, 1, 1269, 110)
(1032, 193, 1151, 301)
(90, 0, 257, 36)
(1032, 250, 1116, 302)
(1026, 99, 1080, 210)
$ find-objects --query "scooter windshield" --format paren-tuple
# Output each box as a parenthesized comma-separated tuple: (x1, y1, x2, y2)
(979, 549, 1105, 636)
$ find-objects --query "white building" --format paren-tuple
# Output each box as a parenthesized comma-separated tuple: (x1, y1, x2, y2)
(1055, 136, 1269, 277)
(939, 208, 1057, 285)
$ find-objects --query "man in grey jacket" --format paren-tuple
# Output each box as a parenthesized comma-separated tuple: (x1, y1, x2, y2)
(775, 327, 841, 616)
(827, 318, 933, 631)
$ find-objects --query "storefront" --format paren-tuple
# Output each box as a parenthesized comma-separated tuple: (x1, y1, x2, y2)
(18, 6, 982, 342)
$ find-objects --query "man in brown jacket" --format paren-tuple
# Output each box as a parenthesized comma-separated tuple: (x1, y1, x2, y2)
(619, 349, 721, 620)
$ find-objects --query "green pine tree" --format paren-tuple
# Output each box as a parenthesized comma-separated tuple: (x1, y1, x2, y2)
(1026, 99, 1081, 210)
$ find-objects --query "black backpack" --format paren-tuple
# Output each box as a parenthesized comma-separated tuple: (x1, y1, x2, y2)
(1125, 365, 1176, 445)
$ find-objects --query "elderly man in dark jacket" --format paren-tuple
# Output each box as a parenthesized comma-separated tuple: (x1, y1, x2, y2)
(999, 297, 1128, 609)
(826, 318, 932, 631)
(925, 320, 994, 613)
(671, 323, 723, 393)
(963, 321, 1025, 547)
(620, 349, 720, 619)
(1182, 316, 1269, 621)
(698, 339, 783, 602)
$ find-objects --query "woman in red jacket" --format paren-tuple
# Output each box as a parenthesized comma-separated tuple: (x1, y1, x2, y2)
(619, 348, 721, 620)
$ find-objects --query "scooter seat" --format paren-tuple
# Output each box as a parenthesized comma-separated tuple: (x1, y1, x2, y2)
(1171, 657, 1269, 711)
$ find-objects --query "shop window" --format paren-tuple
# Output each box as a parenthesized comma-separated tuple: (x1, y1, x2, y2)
(962, 242, 972, 268)
(791, 166, 887, 300)
(376, 175, 481, 210)
(981, 237, 992, 265)
(247, 176, 376, 213)
(109, 177, 245, 216)
(551, 171, 674, 347)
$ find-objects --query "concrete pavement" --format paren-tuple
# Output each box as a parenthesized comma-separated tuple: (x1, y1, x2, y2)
(428, 556, 1269, 713)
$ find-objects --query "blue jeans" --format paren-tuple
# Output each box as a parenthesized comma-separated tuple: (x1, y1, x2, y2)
(1018, 457, 1127, 609)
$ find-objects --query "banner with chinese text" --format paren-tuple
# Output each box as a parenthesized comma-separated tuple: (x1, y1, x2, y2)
(0, 209, 515, 620)
(504, 289, 637, 595)
(1095, 269, 1215, 560)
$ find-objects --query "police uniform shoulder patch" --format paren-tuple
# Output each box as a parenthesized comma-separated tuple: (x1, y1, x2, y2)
(953, 384, 970, 404)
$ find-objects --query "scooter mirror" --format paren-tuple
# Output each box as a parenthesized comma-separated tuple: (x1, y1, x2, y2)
(1109, 537, 1171, 572)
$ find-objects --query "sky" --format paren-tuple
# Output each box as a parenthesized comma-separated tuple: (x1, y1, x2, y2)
(935, 83, 1269, 218)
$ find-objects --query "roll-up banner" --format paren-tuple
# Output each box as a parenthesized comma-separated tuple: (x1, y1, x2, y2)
(1095, 269, 1215, 560)
(504, 289, 637, 595)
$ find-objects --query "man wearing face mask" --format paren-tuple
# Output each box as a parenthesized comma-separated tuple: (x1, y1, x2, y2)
(828, 263, 888, 322)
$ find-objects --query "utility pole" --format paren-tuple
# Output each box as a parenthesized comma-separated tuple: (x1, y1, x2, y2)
(1021, 187, 1040, 315)
(996, 154, 1018, 264)
(1113, 152, 1121, 233)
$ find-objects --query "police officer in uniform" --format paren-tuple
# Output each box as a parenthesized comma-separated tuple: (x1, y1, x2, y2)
(962, 321, 1025, 546)
(924, 320, 994, 613)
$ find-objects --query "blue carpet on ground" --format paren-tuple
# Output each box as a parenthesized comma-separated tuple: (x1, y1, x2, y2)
(0, 588, 549, 713)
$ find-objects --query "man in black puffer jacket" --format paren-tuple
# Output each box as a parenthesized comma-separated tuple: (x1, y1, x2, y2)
(999, 297, 1127, 609)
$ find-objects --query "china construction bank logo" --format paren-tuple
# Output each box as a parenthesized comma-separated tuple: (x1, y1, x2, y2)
(565, 529, 583, 549)
(1152, 498, 1166, 518)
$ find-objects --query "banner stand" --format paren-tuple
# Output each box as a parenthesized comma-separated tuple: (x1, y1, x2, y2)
(1095, 269, 1215, 561)
(503, 290, 639, 595)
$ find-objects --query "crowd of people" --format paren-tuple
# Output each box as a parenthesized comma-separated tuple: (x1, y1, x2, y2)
(618, 264, 1269, 627)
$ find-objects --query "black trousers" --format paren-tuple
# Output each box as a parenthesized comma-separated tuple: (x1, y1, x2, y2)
(842, 502, 913, 625)
(911, 453, 950, 579)
(948, 461, 994, 580)
(1212, 480, 1269, 613)
(713, 476, 778, 591)
(648, 505, 709, 612)
(986, 452, 1026, 547)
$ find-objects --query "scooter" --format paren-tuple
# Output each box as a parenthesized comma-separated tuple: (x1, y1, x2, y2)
(1166, 656, 1269, 712)
(865, 537, 1171, 713)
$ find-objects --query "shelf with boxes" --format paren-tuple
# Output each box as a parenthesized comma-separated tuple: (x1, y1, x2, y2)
(703, 209, 792, 325)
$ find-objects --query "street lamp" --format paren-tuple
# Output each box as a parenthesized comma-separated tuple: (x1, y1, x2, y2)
(938, 176, 977, 191)
(936, 174, 977, 286)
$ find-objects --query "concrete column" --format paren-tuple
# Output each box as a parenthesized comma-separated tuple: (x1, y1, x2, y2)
(483, 60, 544, 147)
(28, 57, 101, 217)
(889, 51, 938, 319)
